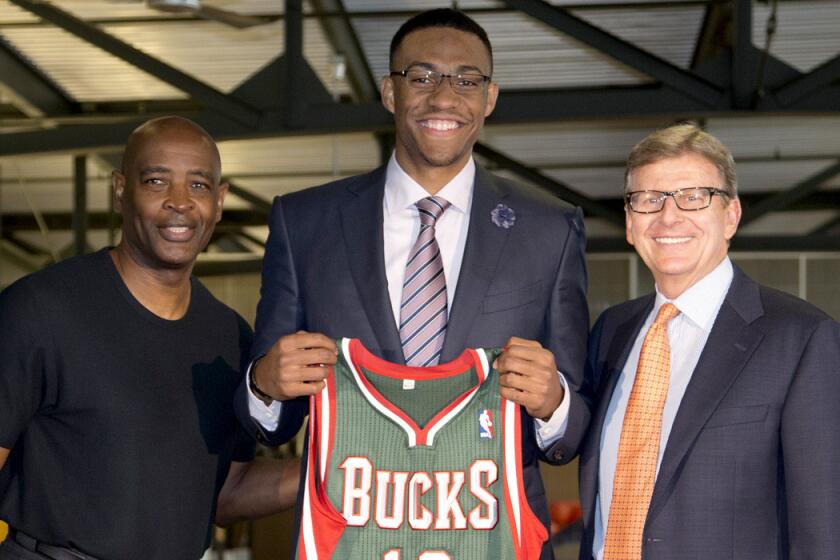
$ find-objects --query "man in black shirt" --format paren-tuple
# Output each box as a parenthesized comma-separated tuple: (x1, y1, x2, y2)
(0, 117, 297, 559)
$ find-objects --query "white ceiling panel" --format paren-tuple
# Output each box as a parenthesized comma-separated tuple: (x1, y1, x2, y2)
(544, 167, 624, 199)
(739, 209, 839, 235)
(219, 132, 380, 176)
(0, 0, 285, 22)
(1, 26, 184, 101)
(753, 0, 840, 72)
(572, 5, 705, 69)
(482, 120, 666, 166)
(735, 159, 840, 193)
(707, 116, 840, 160)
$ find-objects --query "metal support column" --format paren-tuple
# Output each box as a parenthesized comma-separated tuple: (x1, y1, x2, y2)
(73, 155, 87, 256)
(284, 0, 304, 128)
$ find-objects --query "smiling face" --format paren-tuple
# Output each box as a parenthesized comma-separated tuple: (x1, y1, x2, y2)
(113, 119, 228, 273)
(381, 26, 498, 190)
(625, 152, 741, 299)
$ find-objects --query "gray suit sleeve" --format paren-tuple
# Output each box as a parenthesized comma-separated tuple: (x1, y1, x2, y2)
(781, 317, 840, 558)
(234, 196, 308, 446)
(541, 207, 592, 465)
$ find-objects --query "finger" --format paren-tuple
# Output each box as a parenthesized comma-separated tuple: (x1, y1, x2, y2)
(279, 332, 337, 354)
(497, 355, 553, 379)
(498, 372, 528, 392)
(502, 343, 552, 361)
(282, 363, 331, 384)
(280, 347, 338, 369)
(504, 336, 542, 350)
(499, 386, 531, 408)
(286, 380, 327, 398)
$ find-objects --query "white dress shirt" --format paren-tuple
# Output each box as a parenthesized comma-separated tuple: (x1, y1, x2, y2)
(249, 154, 570, 447)
(592, 257, 734, 560)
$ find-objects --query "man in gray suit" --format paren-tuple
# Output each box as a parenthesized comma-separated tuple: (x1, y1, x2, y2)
(580, 122, 840, 560)
(236, 8, 590, 559)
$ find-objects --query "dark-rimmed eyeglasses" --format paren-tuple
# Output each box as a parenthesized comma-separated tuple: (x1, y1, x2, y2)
(390, 67, 491, 95)
(625, 187, 727, 213)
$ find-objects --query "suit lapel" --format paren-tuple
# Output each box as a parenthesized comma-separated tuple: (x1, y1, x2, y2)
(440, 166, 511, 361)
(580, 298, 653, 522)
(339, 166, 404, 362)
(647, 268, 764, 522)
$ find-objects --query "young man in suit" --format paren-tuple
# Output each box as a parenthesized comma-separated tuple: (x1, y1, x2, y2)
(580, 122, 840, 560)
(237, 9, 590, 559)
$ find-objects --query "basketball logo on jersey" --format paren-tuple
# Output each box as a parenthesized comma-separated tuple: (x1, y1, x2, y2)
(478, 409, 493, 439)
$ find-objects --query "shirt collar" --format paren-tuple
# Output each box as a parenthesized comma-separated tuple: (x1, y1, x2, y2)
(654, 257, 734, 332)
(383, 153, 474, 216)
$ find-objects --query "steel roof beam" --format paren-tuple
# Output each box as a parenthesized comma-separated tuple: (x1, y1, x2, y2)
(0, 35, 73, 116)
(226, 182, 272, 215)
(731, 0, 757, 109)
(5, 81, 840, 156)
(308, 0, 395, 164)
(8, 0, 262, 128)
(809, 214, 840, 236)
(775, 54, 840, 108)
(740, 160, 840, 227)
(310, 0, 378, 102)
(502, 0, 722, 107)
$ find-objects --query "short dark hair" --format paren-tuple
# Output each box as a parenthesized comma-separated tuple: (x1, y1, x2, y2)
(389, 8, 493, 73)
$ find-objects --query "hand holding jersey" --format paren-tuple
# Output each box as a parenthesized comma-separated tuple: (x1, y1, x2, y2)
(256, 333, 566, 422)
(496, 337, 565, 421)
(252, 331, 337, 403)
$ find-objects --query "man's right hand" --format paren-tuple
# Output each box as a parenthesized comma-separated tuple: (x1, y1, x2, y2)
(251, 331, 337, 402)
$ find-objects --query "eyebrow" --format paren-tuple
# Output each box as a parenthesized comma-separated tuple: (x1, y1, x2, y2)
(140, 166, 215, 181)
(403, 61, 487, 74)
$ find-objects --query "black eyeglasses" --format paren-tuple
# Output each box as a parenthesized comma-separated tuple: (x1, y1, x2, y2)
(625, 187, 727, 213)
(390, 67, 491, 95)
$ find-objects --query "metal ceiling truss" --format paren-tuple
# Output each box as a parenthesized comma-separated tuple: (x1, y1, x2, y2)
(2, 0, 840, 261)
(0, 34, 74, 117)
(2, 0, 840, 149)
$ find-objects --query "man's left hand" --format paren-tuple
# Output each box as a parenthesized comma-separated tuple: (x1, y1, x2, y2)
(495, 337, 564, 421)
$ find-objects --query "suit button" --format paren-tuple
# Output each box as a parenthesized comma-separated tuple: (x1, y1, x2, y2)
(554, 451, 564, 461)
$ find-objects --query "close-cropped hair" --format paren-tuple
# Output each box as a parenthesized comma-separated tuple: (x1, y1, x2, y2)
(389, 8, 494, 73)
(625, 122, 738, 199)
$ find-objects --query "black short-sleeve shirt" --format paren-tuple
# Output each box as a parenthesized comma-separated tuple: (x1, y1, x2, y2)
(0, 249, 255, 559)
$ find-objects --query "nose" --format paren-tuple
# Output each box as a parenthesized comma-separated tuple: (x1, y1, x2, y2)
(427, 77, 460, 108)
(164, 183, 195, 212)
(658, 195, 683, 224)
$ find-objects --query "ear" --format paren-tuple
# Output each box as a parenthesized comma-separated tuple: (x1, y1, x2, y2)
(724, 196, 742, 241)
(381, 75, 395, 114)
(215, 182, 229, 224)
(484, 81, 499, 118)
(112, 170, 125, 212)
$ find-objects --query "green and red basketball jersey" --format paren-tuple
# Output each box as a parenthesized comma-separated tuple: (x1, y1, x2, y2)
(296, 338, 547, 560)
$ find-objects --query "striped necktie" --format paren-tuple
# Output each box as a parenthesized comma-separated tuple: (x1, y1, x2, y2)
(399, 196, 450, 366)
(604, 302, 680, 560)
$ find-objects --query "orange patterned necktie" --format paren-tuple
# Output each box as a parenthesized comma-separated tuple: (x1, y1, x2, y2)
(604, 303, 680, 560)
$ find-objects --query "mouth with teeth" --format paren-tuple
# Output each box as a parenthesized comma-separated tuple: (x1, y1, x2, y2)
(159, 224, 196, 242)
(654, 236, 693, 245)
(419, 119, 463, 133)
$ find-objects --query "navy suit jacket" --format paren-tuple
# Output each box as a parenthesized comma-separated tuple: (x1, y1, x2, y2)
(236, 163, 591, 558)
(579, 265, 840, 560)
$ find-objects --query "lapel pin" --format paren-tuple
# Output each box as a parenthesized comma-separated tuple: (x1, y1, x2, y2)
(491, 203, 516, 229)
